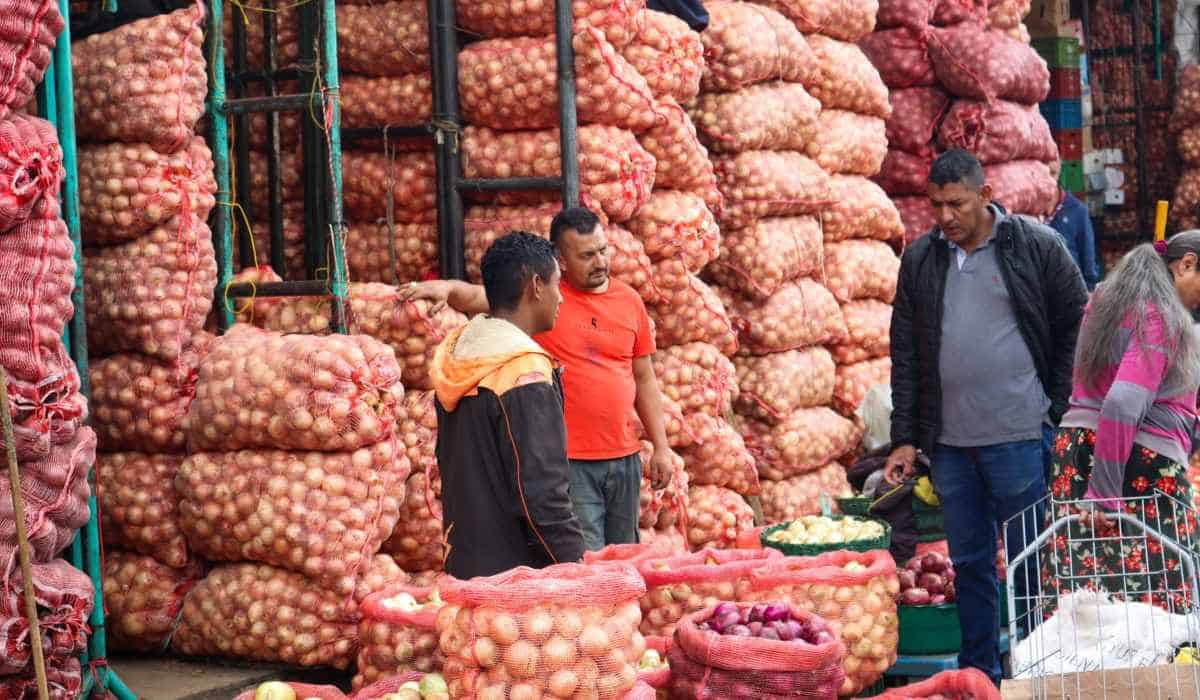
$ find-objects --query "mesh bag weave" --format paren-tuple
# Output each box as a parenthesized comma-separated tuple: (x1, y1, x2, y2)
(0, 559, 92, 675)
(705, 216, 821, 303)
(831, 300, 892, 365)
(805, 35, 892, 118)
(937, 99, 1058, 165)
(680, 414, 760, 496)
(724, 279, 848, 355)
(684, 486, 756, 552)
(621, 10, 702, 105)
(713, 151, 831, 229)
(652, 343, 735, 419)
(98, 452, 189, 568)
(102, 550, 202, 653)
(740, 409, 862, 481)
(878, 668, 1000, 698)
(0, 0, 63, 121)
(380, 470, 444, 572)
(733, 348, 837, 424)
(0, 113, 62, 230)
(699, 2, 814, 92)
(627, 190, 719, 273)
(455, 0, 643, 48)
(820, 176, 905, 243)
(636, 548, 782, 638)
(690, 82, 820, 154)
(353, 584, 444, 691)
(823, 240, 901, 304)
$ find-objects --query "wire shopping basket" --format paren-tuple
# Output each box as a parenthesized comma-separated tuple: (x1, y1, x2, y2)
(1002, 492, 1200, 699)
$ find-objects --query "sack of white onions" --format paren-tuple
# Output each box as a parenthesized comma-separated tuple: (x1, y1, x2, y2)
(435, 562, 647, 699)
(835, 357, 892, 417)
(685, 485, 755, 550)
(102, 551, 201, 653)
(621, 10, 702, 105)
(97, 453, 189, 568)
(459, 29, 659, 132)
(0, 559, 93, 674)
(805, 36, 892, 119)
(985, 160, 1059, 217)
(72, 7, 206, 153)
(0, 427, 94, 568)
(347, 286, 467, 391)
(859, 28, 937, 89)
(635, 548, 782, 638)
(176, 438, 409, 596)
(886, 88, 950, 154)
(820, 175, 905, 243)
(739, 408, 861, 481)
(757, 0, 877, 40)
(463, 125, 655, 222)
(937, 100, 1058, 165)
(353, 673, 451, 700)
(712, 151, 831, 229)
(747, 550, 900, 696)
(340, 74, 432, 130)
(667, 602, 846, 699)
(652, 342, 736, 418)
(680, 413, 760, 496)
(626, 190, 720, 272)
(0, 0, 63, 121)
(808, 110, 887, 177)
(381, 470, 444, 572)
(185, 325, 404, 452)
(648, 261, 737, 354)
(335, 1, 429, 76)
(926, 24, 1049, 104)
(354, 584, 446, 691)
(823, 240, 901, 304)
(0, 114, 63, 231)
(342, 150, 437, 223)
(689, 83, 821, 154)
(637, 101, 720, 205)
(455, 0, 643, 48)
(699, 2, 814, 92)
(733, 348, 836, 423)
(705, 217, 821, 302)
(606, 223, 658, 302)
(723, 279, 848, 355)
(78, 136, 215, 245)
(345, 219, 439, 285)
(832, 300, 892, 364)
(634, 394, 698, 450)
(638, 527, 689, 556)
(760, 464, 853, 524)
(398, 390, 438, 477)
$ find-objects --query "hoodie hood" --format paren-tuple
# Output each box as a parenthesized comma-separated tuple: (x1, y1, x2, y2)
(431, 315, 555, 412)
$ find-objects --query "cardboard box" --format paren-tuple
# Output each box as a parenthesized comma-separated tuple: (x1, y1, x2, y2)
(1105, 189, 1126, 206)
(1001, 665, 1200, 699)
(1027, 0, 1071, 37)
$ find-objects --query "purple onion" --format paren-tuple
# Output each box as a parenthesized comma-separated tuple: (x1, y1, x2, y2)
(785, 620, 805, 641)
(747, 621, 764, 636)
(758, 627, 781, 641)
(749, 603, 769, 623)
(719, 611, 741, 631)
(815, 631, 835, 645)
(738, 609, 752, 625)
(712, 602, 738, 619)
(762, 603, 791, 623)
(698, 622, 712, 632)
(729, 624, 752, 637)
(771, 621, 795, 641)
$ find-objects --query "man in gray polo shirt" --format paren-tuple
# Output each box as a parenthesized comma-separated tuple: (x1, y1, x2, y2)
(883, 150, 1088, 685)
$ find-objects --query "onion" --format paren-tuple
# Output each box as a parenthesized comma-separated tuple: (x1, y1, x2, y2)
(637, 101, 720, 200)
(340, 74, 432, 130)
(831, 301, 892, 365)
(986, 160, 1061, 217)
(685, 485, 754, 550)
(98, 453, 190, 568)
(859, 27, 936, 89)
(380, 470, 443, 572)
(652, 343, 736, 418)
(755, 0, 877, 40)
(0, 0, 61, 121)
(824, 241, 900, 304)
(104, 551, 200, 653)
(894, 195, 938, 244)
(647, 262, 737, 354)
(621, 10, 703, 104)
(344, 220, 438, 285)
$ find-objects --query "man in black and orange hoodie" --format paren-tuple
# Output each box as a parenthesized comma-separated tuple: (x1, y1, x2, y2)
(430, 232, 585, 579)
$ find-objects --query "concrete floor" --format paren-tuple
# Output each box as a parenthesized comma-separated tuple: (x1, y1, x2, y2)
(108, 656, 351, 700)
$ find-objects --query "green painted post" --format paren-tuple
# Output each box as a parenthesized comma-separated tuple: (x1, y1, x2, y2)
(319, 0, 348, 334)
(208, 0, 236, 329)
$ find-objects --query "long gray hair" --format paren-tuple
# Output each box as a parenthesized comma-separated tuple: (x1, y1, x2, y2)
(1075, 230, 1200, 393)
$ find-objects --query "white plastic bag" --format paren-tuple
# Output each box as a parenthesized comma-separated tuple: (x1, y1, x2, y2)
(856, 383, 893, 452)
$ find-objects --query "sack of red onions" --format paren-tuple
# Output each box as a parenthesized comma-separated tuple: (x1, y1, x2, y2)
(895, 195, 937, 243)
(760, 463, 854, 524)
(0, 427, 94, 566)
(706, 216, 822, 302)
(0, 0, 63, 122)
(937, 100, 1058, 165)
(435, 562, 647, 699)
(985, 160, 1060, 217)
(685, 485, 756, 551)
(636, 548, 782, 638)
(354, 584, 446, 692)
(926, 24, 1050, 105)
(103, 551, 202, 653)
(621, 10, 703, 105)
(876, 148, 934, 196)
(734, 348, 836, 423)
(699, 2, 815, 92)
(859, 27, 937, 89)
(886, 87, 950, 154)
(668, 602, 846, 699)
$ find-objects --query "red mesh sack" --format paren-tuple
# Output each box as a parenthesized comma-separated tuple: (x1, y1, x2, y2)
(932, 0, 986, 25)
(986, 0, 1030, 30)
(584, 541, 678, 567)
(859, 27, 936, 89)
(78, 136, 215, 245)
(455, 0, 644, 48)
(348, 287, 467, 391)
(72, 6, 206, 152)
(354, 584, 445, 691)
(684, 485, 755, 551)
(831, 300, 892, 364)
(185, 324, 404, 452)
(639, 441, 690, 531)
(1180, 126, 1200, 167)
(343, 150, 437, 223)
(626, 190, 719, 272)
(895, 195, 937, 243)
(926, 25, 1050, 105)
(834, 357, 893, 416)
(172, 562, 363, 668)
(233, 684, 345, 700)
(459, 28, 660, 132)
(0, 113, 62, 230)
(345, 220, 438, 285)
(667, 604, 846, 699)
(879, 668, 1000, 698)
(0, 0, 63, 121)
(98, 453, 189, 568)
(463, 125, 655, 222)
(0, 657, 80, 700)
(652, 342, 736, 418)
(340, 74, 432, 130)
(1173, 65, 1200, 131)
(805, 36, 892, 118)
(733, 348, 836, 424)
(700, 2, 813, 92)
(639, 526, 688, 555)
(807, 110, 887, 176)
(724, 279, 848, 355)
(607, 223, 658, 302)
(760, 463, 853, 524)
(747, 550, 901, 696)
(876, 0, 936, 28)
(621, 10, 702, 105)
(1175, 170, 1200, 229)
(820, 176, 905, 243)
(754, 0, 877, 41)
(823, 240, 901, 303)
(680, 414, 760, 496)
(435, 562, 648, 699)
(381, 470, 444, 572)
(689, 82, 821, 154)
(637, 100, 720, 204)
(636, 636, 672, 689)
(0, 427, 94, 574)
(636, 548, 781, 637)
(399, 389, 438, 477)
(706, 216, 821, 302)
(740, 409, 862, 481)
(84, 216, 216, 362)
(876, 148, 933, 196)
(985, 160, 1059, 217)
(177, 439, 409, 595)
(336, 1, 429, 76)
(938, 100, 1058, 165)
(648, 262, 737, 354)
(713, 152, 832, 229)
(103, 550, 201, 653)
(0, 559, 92, 674)
(886, 87, 949, 155)
(634, 393, 699, 450)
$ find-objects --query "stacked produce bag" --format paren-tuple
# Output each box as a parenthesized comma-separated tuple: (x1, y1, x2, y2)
(861, 0, 1058, 242)
(1172, 67, 1200, 230)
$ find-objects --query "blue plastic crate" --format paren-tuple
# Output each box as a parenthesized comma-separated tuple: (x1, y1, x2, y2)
(1040, 99, 1083, 130)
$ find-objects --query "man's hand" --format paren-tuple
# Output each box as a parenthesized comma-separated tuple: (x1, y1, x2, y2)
(883, 445, 918, 486)
(395, 280, 454, 314)
(648, 444, 676, 490)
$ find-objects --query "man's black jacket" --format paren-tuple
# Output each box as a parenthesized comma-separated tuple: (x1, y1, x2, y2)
(889, 207, 1089, 455)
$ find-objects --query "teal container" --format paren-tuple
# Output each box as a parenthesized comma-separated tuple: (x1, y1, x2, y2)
(1033, 37, 1081, 68)
(898, 604, 962, 655)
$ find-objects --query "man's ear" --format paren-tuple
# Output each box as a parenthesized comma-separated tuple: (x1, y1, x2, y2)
(979, 182, 994, 203)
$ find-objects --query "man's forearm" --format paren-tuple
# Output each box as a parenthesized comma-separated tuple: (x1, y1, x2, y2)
(634, 374, 670, 449)
(447, 280, 490, 315)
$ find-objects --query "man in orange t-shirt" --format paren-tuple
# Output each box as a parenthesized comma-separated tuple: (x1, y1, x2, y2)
(400, 207, 676, 550)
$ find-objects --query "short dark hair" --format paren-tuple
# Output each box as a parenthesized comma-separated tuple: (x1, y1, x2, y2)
(549, 206, 601, 244)
(480, 231, 558, 313)
(928, 149, 985, 190)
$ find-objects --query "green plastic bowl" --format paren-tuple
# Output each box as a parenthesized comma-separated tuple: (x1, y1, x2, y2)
(837, 496, 872, 517)
(898, 603, 962, 655)
(761, 515, 892, 557)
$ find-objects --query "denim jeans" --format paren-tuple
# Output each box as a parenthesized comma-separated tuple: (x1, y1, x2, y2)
(568, 452, 641, 552)
(930, 426, 1052, 685)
